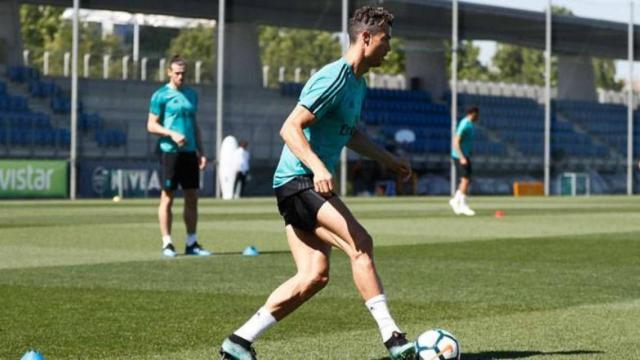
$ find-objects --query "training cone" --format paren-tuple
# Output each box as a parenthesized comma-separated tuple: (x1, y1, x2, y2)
(495, 210, 505, 219)
(20, 350, 44, 360)
(242, 246, 260, 256)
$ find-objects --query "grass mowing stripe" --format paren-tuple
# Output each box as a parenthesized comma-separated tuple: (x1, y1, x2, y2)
(2, 197, 639, 359)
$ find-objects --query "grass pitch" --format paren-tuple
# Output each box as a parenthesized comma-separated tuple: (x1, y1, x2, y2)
(1, 196, 639, 359)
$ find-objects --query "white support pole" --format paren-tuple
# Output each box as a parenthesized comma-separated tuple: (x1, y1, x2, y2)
(83, 53, 91, 78)
(23, 49, 29, 66)
(262, 65, 269, 88)
(103, 54, 110, 79)
(64, 52, 71, 77)
(340, 0, 348, 197)
(450, 0, 459, 196)
(278, 66, 285, 83)
(43, 51, 50, 75)
(195, 60, 202, 84)
(70, 0, 79, 200)
(133, 16, 140, 79)
(627, 0, 634, 195)
(141, 57, 148, 81)
(159, 58, 166, 81)
(122, 55, 129, 80)
(544, 0, 552, 196)
(215, 0, 226, 198)
(117, 169, 124, 199)
(294, 67, 301, 83)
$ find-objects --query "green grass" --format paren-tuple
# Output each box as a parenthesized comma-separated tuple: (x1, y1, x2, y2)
(0, 196, 639, 359)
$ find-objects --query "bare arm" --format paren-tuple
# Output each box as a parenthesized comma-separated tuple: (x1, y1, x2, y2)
(195, 123, 207, 170)
(453, 135, 468, 165)
(146, 113, 185, 147)
(347, 129, 412, 181)
(279, 105, 333, 194)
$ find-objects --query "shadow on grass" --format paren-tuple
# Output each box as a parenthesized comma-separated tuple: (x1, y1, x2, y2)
(461, 350, 605, 359)
(374, 349, 604, 360)
(171, 250, 290, 257)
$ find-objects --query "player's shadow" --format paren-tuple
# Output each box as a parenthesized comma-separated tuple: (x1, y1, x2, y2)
(461, 349, 605, 359)
(374, 349, 603, 360)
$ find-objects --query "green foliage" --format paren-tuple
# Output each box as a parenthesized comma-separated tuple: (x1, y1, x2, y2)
(259, 26, 405, 86)
(166, 25, 215, 83)
(20, 4, 64, 68)
(445, 40, 489, 81)
(43, 21, 126, 78)
(593, 58, 624, 91)
(259, 26, 341, 85)
(491, 44, 555, 86)
(20, 4, 127, 78)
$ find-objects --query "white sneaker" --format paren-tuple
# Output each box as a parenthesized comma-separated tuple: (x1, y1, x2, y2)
(449, 198, 461, 215)
(459, 204, 476, 216)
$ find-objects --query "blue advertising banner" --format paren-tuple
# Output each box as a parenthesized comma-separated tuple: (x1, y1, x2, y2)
(78, 160, 215, 198)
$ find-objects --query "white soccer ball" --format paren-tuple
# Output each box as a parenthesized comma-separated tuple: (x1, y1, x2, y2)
(415, 328, 461, 360)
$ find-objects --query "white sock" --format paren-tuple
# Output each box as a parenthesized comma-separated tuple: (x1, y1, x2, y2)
(455, 190, 464, 201)
(162, 235, 172, 248)
(186, 233, 197, 247)
(365, 294, 401, 343)
(234, 306, 277, 342)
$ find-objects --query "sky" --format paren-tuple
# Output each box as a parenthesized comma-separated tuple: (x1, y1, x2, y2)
(462, 0, 638, 80)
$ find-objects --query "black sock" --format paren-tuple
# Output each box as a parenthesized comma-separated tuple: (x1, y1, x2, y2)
(229, 334, 252, 350)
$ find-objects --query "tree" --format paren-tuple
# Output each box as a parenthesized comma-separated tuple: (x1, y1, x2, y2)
(444, 40, 489, 81)
(491, 44, 555, 86)
(259, 26, 341, 85)
(166, 25, 215, 82)
(43, 21, 126, 78)
(490, 5, 621, 90)
(20, 4, 128, 78)
(593, 58, 623, 91)
(20, 4, 64, 68)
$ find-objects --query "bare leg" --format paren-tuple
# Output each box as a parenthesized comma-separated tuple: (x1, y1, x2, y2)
(315, 196, 383, 301)
(159, 190, 174, 237)
(264, 226, 331, 320)
(183, 189, 198, 234)
(459, 177, 470, 195)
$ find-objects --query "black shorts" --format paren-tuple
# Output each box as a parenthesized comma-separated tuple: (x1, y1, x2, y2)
(275, 175, 335, 232)
(160, 152, 199, 191)
(454, 158, 472, 179)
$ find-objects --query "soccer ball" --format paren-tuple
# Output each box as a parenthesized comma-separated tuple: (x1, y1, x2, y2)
(415, 328, 461, 360)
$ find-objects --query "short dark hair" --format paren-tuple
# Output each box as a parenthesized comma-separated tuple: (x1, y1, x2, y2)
(169, 55, 186, 68)
(467, 106, 479, 115)
(348, 6, 394, 44)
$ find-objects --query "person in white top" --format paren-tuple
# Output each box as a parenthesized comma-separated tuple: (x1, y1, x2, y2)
(234, 140, 250, 198)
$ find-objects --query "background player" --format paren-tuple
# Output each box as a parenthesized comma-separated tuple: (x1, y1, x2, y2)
(449, 106, 479, 216)
(146, 55, 212, 257)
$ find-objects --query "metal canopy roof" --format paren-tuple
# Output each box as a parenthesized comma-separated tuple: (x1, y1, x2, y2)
(23, 0, 640, 59)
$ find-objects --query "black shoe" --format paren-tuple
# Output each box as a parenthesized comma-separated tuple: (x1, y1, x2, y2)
(385, 332, 416, 360)
(219, 335, 257, 360)
(185, 242, 212, 256)
(162, 243, 177, 257)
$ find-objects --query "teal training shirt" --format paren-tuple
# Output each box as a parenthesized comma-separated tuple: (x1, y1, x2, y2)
(149, 84, 199, 153)
(451, 116, 475, 159)
(273, 58, 366, 188)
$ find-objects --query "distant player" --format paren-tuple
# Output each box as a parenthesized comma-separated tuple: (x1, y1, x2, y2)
(449, 106, 479, 216)
(219, 6, 415, 360)
(146, 55, 211, 257)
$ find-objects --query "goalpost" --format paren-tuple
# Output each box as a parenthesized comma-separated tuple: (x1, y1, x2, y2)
(559, 172, 590, 196)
